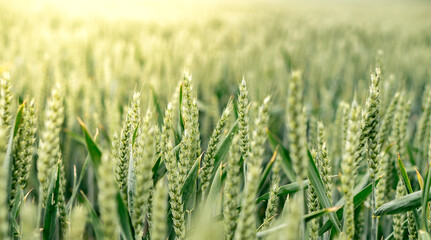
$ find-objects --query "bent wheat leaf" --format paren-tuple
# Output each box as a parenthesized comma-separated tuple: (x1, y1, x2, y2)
(77, 117, 102, 168)
(256, 180, 308, 203)
(304, 207, 341, 222)
(374, 191, 424, 216)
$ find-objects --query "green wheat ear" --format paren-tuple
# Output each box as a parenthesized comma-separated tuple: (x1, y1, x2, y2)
(182, 74, 201, 169)
(224, 135, 242, 240)
(0, 72, 13, 131)
(17, 99, 37, 188)
(0, 126, 8, 239)
(98, 153, 119, 240)
(115, 91, 140, 205)
(10, 99, 37, 209)
(132, 110, 156, 239)
(377, 92, 410, 207)
(235, 165, 260, 240)
(238, 77, 250, 161)
(363, 67, 382, 239)
(263, 154, 280, 230)
(178, 80, 202, 188)
(37, 83, 64, 205)
(341, 100, 361, 239)
(416, 86, 431, 159)
(406, 210, 417, 240)
(317, 121, 332, 202)
(235, 97, 270, 240)
(151, 178, 168, 240)
(392, 180, 406, 240)
(334, 101, 349, 164)
(161, 103, 186, 240)
(340, 102, 351, 158)
(58, 157, 68, 236)
(363, 67, 382, 180)
(287, 71, 308, 182)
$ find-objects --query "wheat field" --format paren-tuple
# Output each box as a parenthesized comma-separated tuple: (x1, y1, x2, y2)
(0, 0, 431, 239)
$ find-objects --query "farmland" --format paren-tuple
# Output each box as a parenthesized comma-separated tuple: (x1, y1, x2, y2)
(0, 0, 431, 239)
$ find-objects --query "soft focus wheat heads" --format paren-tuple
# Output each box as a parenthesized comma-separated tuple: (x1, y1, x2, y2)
(0, 58, 430, 240)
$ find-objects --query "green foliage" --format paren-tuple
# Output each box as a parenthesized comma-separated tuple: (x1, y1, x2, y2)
(0, 1, 431, 239)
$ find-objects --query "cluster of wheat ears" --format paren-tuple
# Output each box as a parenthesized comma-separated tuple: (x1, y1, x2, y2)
(0, 64, 430, 240)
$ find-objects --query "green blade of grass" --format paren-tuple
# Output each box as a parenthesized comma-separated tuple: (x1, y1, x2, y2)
(5, 103, 26, 238)
(64, 129, 86, 145)
(258, 148, 278, 192)
(304, 207, 341, 223)
(117, 192, 135, 240)
(182, 154, 202, 209)
(67, 155, 91, 213)
(375, 190, 426, 216)
(399, 155, 414, 193)
(406, 141, 416, 167)
(398, 154, 421, 230)
(203, 120, 238, 195)
(211, 120, 238, 174)
(5, 103, 25, 202)
(204, 163, 223, 212)
(266, 130, 296, 182)
(77, 117, 102, 168)
(12, 102, 25, 137)
(307, 149, 342, 232)
(152, 156, 166, 183)
(417, 168, 424, 190)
